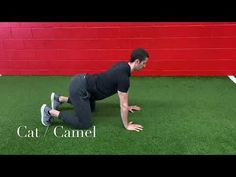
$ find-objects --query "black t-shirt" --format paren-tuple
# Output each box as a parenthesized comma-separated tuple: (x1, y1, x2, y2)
(86, 61, 131, 100)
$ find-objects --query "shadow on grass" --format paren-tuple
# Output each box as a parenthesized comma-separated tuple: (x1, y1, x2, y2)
(55, 99, 184, 117)
(48, 99, 182, 129)
(56, 99, 180, 117)
(56, 102, 119, 116)
(133, 98, 188, 108)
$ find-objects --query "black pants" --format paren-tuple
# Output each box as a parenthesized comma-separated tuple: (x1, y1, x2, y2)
(59, 74, 95, 129)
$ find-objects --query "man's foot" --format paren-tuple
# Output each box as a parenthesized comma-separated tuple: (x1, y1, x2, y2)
(40, 104, 53, 126)
(51, 92, 61, 109)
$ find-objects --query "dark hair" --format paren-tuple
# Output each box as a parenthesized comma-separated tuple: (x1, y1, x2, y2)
(130, 48, 149, 62)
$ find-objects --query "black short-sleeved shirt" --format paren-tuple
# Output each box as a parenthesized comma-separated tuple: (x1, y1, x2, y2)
(85, 61, 131, 100)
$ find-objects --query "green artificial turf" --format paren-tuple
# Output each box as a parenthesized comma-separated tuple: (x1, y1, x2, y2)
(0, 76, 236, 154)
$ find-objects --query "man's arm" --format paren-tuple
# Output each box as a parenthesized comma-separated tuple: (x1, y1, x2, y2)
(117, 91, 143, 132)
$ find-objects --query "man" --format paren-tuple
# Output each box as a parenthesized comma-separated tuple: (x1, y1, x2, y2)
(40, 48, 149, 132)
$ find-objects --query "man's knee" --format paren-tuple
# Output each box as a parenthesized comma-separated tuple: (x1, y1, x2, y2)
(81, 123, 92, 129)
(73, 121, 92, 129)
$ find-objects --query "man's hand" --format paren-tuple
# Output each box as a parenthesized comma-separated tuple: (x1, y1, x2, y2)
(126, 122, 143, 132)
(128, 105, 141, 113)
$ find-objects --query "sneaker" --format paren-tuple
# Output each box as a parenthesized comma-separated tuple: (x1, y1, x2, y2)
(40, 104, 53, 126)
(51, 92, 61, 109)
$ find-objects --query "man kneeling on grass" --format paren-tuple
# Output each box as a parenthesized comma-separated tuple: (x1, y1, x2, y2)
(40, 48, 149, 132)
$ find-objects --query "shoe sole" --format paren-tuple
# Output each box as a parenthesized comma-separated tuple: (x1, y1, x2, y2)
(51, 92, 55, 109)
(40, 104, 48, 126)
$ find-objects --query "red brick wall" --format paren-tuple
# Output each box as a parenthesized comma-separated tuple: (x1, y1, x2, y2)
(0, 22, 236, 76)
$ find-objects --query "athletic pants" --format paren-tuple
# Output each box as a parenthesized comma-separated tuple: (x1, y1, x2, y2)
(59, 74, 95, 129)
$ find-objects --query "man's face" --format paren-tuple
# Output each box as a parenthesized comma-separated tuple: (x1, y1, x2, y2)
(134, 58, 149, 71)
